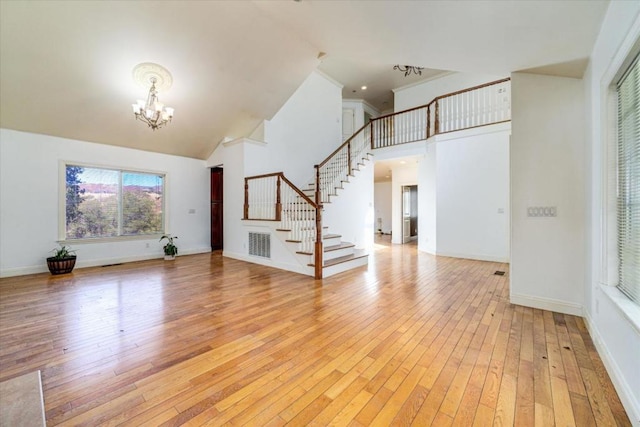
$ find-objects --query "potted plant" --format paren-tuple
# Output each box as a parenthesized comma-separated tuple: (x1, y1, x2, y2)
(160, 234, 178, 260)
(47, 244, 77, 275)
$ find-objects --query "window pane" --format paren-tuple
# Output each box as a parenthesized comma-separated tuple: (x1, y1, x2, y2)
(617, 55, 640, 304)
(66, 166, 119, 239)
(122, 172, 164, 235)
(65, 165, 165, 240)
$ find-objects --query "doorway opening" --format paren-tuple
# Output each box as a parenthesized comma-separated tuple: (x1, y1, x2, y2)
(211, 167, 223, 250)
(402, 185, 418, 244)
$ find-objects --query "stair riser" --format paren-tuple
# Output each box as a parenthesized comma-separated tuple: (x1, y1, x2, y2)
(323, 256, 369, 277)
(322, 236, 341, 246)
(324, 247, 355, 261)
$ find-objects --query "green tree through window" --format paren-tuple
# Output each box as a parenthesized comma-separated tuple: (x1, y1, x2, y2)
(65, 165, 164, 239)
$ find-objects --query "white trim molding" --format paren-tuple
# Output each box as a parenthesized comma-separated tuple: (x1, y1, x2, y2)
(584, 310, 640, 426)
(0, 247, 212, 278)
(510, 292, 583, 316)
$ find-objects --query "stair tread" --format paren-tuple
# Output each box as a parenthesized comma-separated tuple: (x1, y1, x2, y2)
(308, 250, 368, 268)
(324, 242, 355, 252)
(323, 234, 341, 239)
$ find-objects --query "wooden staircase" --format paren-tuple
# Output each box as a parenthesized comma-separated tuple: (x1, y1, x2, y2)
(244, 78, 511, 279)
(275, 151, 372, 278)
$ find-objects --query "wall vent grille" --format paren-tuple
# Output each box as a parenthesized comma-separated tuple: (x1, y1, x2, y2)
(248, 232, 271, 258)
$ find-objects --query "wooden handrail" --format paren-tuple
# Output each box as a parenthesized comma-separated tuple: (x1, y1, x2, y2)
(370, 77, 510, 122)
(317, 122, 369, 169)
(433, 77, 510, 101)
(244, 171, 284, 180)
(371, 101, 435, 122)
(245, 171, 318, 209)
(279, 174, 318, 209)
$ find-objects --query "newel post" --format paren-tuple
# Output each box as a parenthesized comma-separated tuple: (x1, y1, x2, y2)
(243, 178, 249, 219)
(275, 174, 282, 222)
(314, 165, 323, 280)
(426, 104, 431, 139)
(347, 141, 352, 176)
(434, 100, 440, 135)
(370, 120, 375, 150)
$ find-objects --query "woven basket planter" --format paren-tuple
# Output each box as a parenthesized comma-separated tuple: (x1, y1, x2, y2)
(46, 256, 77, 275)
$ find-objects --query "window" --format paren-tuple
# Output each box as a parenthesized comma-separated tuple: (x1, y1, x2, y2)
(64, 164, 165, 240)
(616, 54, 640, 305)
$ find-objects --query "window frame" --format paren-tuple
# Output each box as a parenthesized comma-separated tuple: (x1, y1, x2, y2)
(599, 30, 640, 331)
(614, 54, 639, 305)
(58, 161, 169, 243)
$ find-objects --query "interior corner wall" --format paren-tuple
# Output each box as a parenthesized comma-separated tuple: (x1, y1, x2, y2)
(261, 70, 343, 186)
(510, 73, 585, 315)
(342, 100, 365, 134)
(374, 181, 392, 234)
(323, 162, 374, 250)
(418, 143, 437, 254)
(435, 128, 510, 262)
(211, 140, 247, 259)
(0, 129, 210, 277)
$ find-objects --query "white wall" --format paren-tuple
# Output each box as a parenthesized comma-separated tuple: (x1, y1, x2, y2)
(0, 129, 210, 277)
(394, 72, 506, 112)
(260, 70, 343, 186)
(435, 127, 510, 262)
(418, 143, 437, 254)
(374, 181, 392, 234)
(510, 73, 585, 315)
(585, 1, 640, 424)
(323, 161, 374, 250)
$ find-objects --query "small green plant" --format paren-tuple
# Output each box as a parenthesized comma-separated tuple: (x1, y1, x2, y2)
(51, 244, 76, 259)
(159, 234, 178, 257)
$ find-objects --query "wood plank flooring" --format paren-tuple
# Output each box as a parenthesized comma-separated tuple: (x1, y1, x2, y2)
(0, 237, 631, 426)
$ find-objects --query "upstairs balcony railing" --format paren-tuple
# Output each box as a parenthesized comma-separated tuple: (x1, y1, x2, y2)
(370, 77, 511, 149)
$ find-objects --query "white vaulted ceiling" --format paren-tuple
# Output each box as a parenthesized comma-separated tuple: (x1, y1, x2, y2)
(0, 1, 609, 159)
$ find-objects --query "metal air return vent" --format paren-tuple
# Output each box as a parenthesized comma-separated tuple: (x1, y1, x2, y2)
(248, 232, 271, 258)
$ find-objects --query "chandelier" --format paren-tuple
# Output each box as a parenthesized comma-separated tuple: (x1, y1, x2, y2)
(131, 63, 174, 131)
(393, 65, 425, 77)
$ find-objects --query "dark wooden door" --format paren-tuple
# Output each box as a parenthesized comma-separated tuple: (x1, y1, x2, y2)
(210, 167, 223, 250)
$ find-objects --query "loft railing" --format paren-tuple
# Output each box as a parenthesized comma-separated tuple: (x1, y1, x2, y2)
(370, 77, 511, 149)
(243, 78, 511, 280)
(244, 172, 322, 278)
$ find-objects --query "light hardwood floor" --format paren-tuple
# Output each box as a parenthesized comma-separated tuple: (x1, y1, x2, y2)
(0, 237, 631, 426)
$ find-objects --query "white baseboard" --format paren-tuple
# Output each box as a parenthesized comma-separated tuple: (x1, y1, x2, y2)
(584, 311, 640, 427)
(0, 247, 212, 278)
(510, 292, 583, 316)
(222, 251, 314, 277)
(435, 250, 509, 263)
(0, 265, 49, 278)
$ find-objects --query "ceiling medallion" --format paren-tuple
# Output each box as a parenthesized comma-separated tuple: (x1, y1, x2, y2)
(393, 65, 424, 77)
(131, 63, 174, 131)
